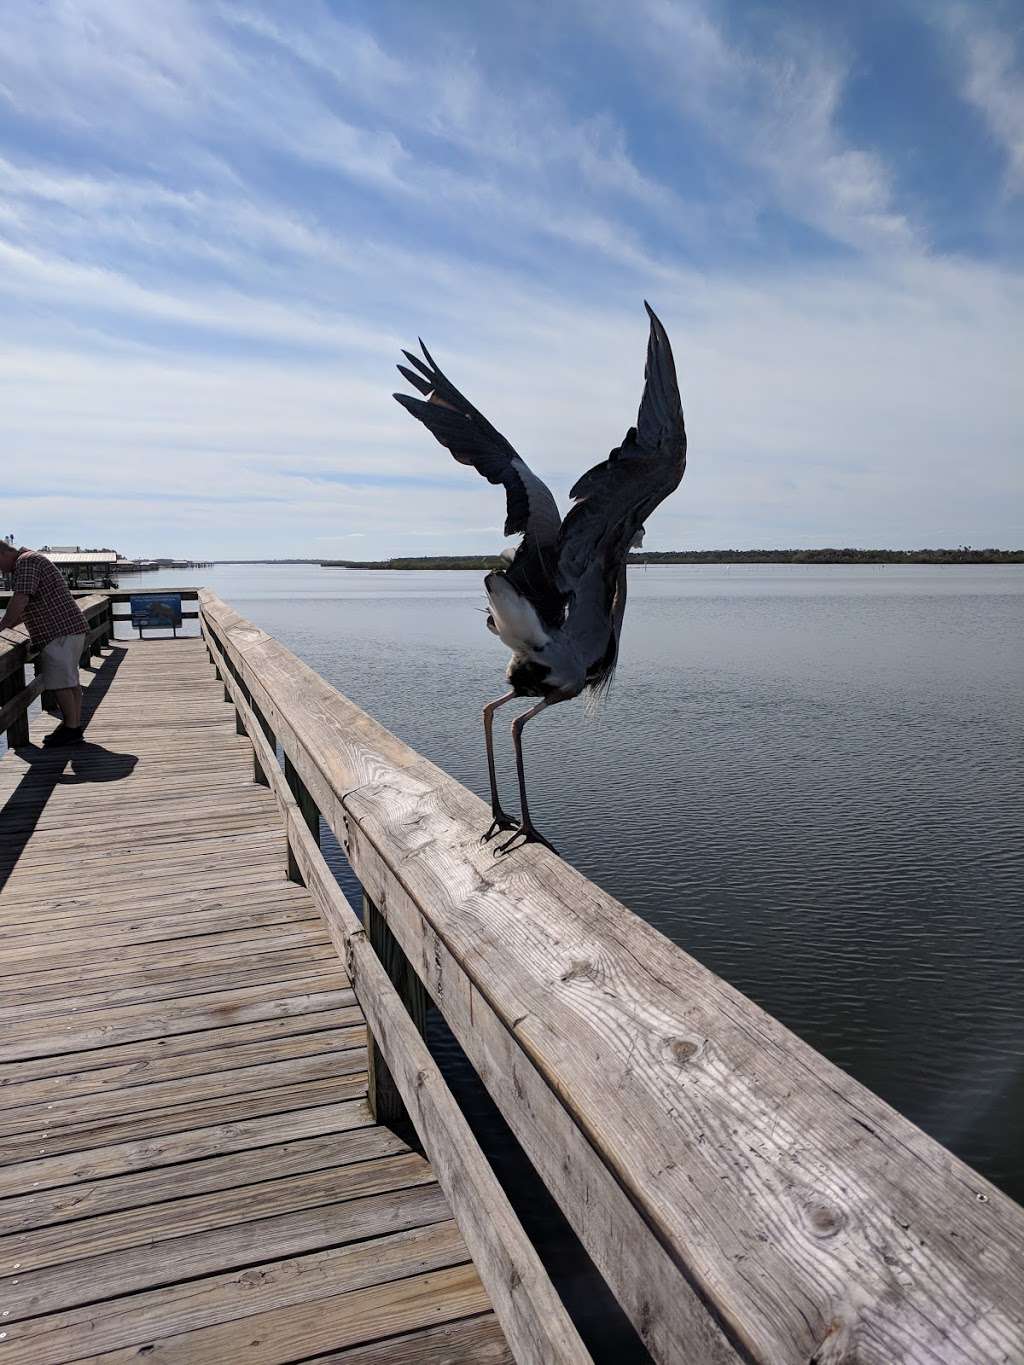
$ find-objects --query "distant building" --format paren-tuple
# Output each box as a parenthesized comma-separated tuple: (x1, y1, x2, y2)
(40, 549, 121, 588)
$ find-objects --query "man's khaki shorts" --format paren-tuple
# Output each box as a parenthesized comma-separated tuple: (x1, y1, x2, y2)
(38, 633, 86, 689)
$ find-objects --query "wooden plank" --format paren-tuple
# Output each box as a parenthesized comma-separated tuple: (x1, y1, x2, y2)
(1, 797, 282, 842)
(0, 1007, 359, 1086)
(0, 923, 322, 970)
(0, 983, 355, 1061)
(103, 587, 201, 600)
(0, 737, 249, 766)
(0, 828, 286, 878)
(309, 1314, 512, 1365)
(3, 1182, 453, 1322)
(0, 1126, 407, 1236)
(0, 870, 309, 915)
(0, 1050, 367, 1138)
(0, 901, 317, 948)
(0, 767, 261, 801)
(4, 1222, 471, 1364)
(0, 951, 345, 1019)
(0, 1151, 434, 1274)
(0, 1100, 375, 1199)
(0, 842, 289, 893)
(0, 794, 279, 829)
(0, 923, 328, 978)
(78, 1262, 491, 1365)
(0, 1075, 368, 1167)
(0, 1023, 364, 1108)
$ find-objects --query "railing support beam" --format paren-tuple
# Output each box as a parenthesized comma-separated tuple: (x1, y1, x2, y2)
(363, 892, 428, 1132)
(0, 665, 32, 748)
(284, 754, 319, 884)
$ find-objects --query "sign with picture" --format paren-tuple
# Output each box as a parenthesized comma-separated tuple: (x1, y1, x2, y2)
(130, 594, 183, 630)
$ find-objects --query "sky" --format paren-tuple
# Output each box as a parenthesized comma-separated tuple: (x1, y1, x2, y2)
(1, 0, 1022, 559)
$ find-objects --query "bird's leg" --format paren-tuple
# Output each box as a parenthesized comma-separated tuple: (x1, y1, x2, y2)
(481, 690, 518, 842)
(495, 699, 558, 855)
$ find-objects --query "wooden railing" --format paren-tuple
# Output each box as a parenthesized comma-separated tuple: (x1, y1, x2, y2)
(0, 595, 113, 748)
(198, 591, 1024, 1365)
(199, 593, 590, 1365)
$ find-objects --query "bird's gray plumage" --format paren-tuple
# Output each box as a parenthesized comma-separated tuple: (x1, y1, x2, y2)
(394, 301, 686, 699)
(393, 301, 688, 854)
(555, 301, 687, 691)
(393, 343, 564, 630)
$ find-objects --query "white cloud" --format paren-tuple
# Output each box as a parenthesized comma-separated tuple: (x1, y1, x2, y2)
(0, 1, 1020, 559)
(945, 8, 1024, 194)
(590, 0, 914, 251)
(3, 243, 1020, 555)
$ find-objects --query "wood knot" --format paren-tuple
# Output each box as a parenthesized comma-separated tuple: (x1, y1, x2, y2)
(803, 1197, 846, 1240)
(560, 959, 595, 985)
(662, 1037, 701, 1066)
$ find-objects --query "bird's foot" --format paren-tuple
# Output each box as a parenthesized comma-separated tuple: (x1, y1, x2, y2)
(493, 822, 559, 857)
(481, 806, 519, 844)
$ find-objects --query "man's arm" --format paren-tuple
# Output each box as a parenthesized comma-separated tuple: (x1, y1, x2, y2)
(0, 591, 31, 632)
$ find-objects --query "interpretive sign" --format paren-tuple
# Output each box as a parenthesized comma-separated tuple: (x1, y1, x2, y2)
(130, 594, 183, 633)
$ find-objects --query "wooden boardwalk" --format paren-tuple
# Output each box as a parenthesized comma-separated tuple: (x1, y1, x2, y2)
(0, 639, 510, 1363)
(3, 595, 1022, 1365)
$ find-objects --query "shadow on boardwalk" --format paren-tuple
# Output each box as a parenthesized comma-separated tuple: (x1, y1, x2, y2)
(0, 645, 138, 891)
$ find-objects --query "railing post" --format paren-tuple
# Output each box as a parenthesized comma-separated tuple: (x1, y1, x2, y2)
(9, 665, 30, 748)
(284, 755, 319, 883)
(1, 664, 31, 749)
(364, 893, 428, 1131)
(250, 698, 274, 787)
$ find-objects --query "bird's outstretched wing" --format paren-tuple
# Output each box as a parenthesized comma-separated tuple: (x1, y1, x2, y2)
(394, 340, 564, 628)
(556, 303, 687, 682)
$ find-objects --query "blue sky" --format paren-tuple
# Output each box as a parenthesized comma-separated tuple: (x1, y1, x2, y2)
(1, 0, 1021, 557)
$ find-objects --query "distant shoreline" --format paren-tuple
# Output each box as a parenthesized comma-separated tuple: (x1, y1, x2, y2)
(316, 548, 1024, 570)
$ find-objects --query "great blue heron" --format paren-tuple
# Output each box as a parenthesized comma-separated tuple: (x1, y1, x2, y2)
(394, 302, 687, 852)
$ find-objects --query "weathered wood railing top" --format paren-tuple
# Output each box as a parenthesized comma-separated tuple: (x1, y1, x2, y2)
(198, 590, 1024, 1365)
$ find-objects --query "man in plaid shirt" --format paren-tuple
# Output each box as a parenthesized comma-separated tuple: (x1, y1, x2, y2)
(0, 541, 89, 746)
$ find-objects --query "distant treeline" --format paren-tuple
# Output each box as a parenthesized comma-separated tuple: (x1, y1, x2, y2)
(321, 547, 1024, 570)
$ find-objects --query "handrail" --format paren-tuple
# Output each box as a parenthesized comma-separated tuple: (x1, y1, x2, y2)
(198, 590, 1024, 1365)
(0, 595, 112, 748)
(201, 604, 591, 1365)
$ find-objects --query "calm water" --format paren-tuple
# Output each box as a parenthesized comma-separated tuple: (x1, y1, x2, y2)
(131, 561, 1024, 1210)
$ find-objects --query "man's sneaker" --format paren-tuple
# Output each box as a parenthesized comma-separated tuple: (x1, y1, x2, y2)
(43, 725, 84, 747)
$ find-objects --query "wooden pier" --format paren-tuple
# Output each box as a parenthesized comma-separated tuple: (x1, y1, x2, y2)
(1, 593, 1022, 1363)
